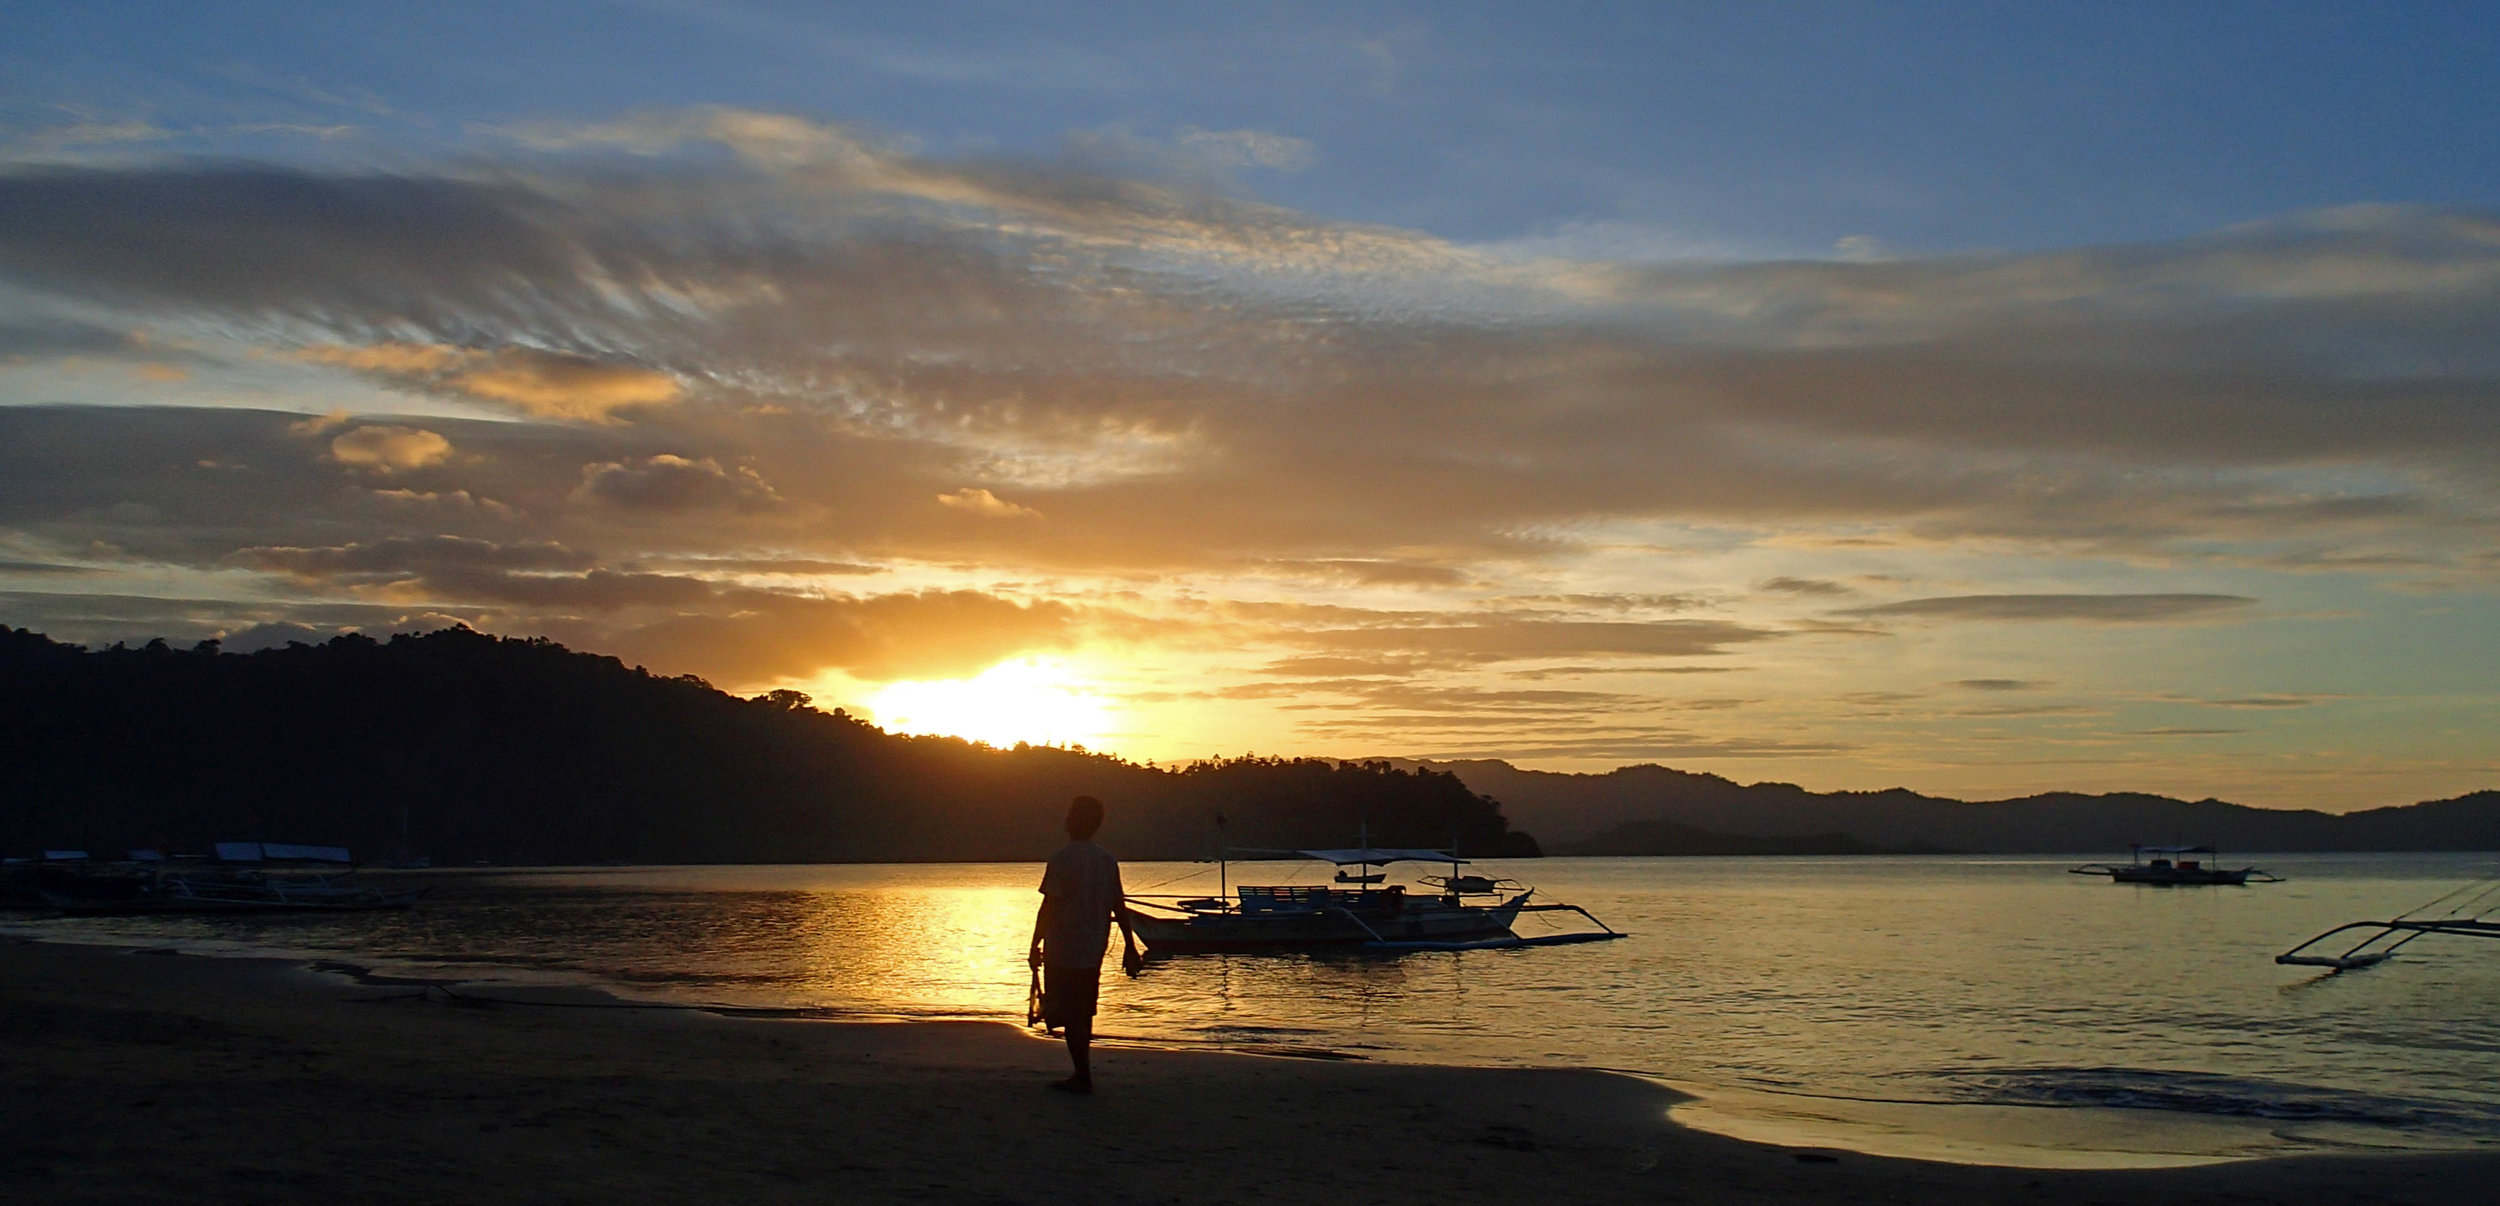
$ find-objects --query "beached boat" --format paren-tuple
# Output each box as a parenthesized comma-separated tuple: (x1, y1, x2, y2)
(1124, 847, 1621, 954)
(2277, 878, 2500, 971)
(2069, 845, 2281, 886)
(14, 843, 424, 915)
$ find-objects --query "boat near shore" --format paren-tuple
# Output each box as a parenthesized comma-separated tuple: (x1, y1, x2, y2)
(1124, 847, 1622, 954)
(2, 843, 423, 914)
(2069, 845, 2281, 886)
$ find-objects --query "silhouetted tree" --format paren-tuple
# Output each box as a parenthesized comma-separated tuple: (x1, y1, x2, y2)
(0, 626, 1539, 864)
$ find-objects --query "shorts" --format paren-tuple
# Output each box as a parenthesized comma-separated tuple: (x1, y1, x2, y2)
(1041, 963, 1101, 1028)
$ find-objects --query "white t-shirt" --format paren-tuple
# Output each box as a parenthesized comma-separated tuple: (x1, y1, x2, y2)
(1039, 840, 1125, 969)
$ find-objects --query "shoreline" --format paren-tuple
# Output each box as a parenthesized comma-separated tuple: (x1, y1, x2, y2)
(6, 937, 2499, 1203)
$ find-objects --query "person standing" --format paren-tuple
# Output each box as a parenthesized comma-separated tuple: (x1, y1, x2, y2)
(1029, 795, 1141, 1094)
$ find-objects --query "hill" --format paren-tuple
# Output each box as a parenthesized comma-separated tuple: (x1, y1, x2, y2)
(1403, 760, 2500, 854)
(0, 627, 1537, 865)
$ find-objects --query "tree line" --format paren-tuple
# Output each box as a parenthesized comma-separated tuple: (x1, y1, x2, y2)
(0, 626, 1539, 865)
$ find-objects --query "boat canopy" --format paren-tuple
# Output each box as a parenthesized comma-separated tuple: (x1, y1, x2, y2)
(1297, 848, 1468, 866)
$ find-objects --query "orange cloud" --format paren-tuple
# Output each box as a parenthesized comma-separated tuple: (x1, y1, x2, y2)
(298, 342, 677, 422)
(446, 349, 679, 421)
(936, 487, 1039, 519)
(328, 425, 452, 473)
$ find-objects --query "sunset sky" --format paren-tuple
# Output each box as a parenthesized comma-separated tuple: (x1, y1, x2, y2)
(4, 3, 2498, 809)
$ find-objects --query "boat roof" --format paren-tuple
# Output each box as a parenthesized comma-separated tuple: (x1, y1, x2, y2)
(2136, 845, 2218, 854)
(1297, 848, 1468, 866)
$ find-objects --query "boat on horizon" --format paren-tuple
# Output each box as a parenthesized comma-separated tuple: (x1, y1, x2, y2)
(2069, 845, 2282, 886)
(1123, 846, 1622, 954)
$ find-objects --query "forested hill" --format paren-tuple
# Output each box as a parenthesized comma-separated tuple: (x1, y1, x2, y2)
(1403, 759, 2500, 854)
(0, 627, 1536, 865)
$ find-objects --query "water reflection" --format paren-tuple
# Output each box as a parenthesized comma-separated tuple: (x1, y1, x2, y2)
(10, 853, 2498, 1161)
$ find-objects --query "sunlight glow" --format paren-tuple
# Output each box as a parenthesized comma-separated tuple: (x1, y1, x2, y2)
(866, 659, 1118, 749)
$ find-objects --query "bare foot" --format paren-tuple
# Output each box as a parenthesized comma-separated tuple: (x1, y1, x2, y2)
(1047, 1078, 1093, 1095)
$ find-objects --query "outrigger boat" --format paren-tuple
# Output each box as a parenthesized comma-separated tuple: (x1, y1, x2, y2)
(7, 843, 423, 915)
(2070, 845, 2281, 886)
(2277, 878, 2500, 971)
(1123, 847, 1623, 955)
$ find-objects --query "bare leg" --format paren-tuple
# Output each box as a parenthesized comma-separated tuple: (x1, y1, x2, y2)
(1062, 1019, 1093, 1090)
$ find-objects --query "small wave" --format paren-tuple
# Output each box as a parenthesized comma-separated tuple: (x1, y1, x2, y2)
(1927, 1066, 2499, 1135)
(1186, 1023, 1335, 1037)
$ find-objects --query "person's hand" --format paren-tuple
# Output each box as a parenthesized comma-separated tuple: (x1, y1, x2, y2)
(1121, 939, 1144, 978)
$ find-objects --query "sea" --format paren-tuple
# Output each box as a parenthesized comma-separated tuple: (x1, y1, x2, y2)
(10, 853, 2498, 1168)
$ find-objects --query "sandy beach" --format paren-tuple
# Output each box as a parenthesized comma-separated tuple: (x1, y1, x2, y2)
(3, 938, 2493, 1205)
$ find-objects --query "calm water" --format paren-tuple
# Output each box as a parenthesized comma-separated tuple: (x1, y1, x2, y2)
(12, 854, 2499, 1165)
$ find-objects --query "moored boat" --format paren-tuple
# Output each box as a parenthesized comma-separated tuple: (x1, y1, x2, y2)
(2070, 845, 2281, 886)
(12, 842, 424, 914)
(1124, 847, 1620, 954)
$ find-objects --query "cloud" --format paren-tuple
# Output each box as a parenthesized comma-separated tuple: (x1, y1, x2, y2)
(1175, 128, 1316, 173)
(574, 455, 780, 512)
(1951, 678, 2047, 691)
(1295, 617, 1779, 663)
(239, 536, 594, 579)
(1256, 655, 1426, 677)
(1760, 576, 1851, 596)
(288, 409, 351, 436)
(1835, 594, 2257, 623)
(1, 123, 2497, 788)
(328, 425, 452, 473)
(659, 556, 884, 576)
(490, 105, 887, 168)
(299, 343, 677, 422)
(4, 117, 171, 160)
(936, 487, 1039, 519)
(1266, 560, 1467, 587)
(6, 144, 2496, 584)
(611, 588, 1082, 682)
(443, 349, 679, 421)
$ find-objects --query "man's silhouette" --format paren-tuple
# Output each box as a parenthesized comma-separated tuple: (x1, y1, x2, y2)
(1029, 795, 1141, 1094)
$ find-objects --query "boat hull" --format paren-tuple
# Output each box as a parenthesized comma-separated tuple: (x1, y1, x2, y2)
(2103, 867, 2256, 885)
(1132, 894, 1529, 954)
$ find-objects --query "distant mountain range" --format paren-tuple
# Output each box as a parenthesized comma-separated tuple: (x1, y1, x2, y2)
(1398, 760, 2500, 854)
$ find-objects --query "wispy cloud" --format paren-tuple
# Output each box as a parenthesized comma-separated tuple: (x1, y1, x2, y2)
(0, 109, 2495, 799)
(1837, 595, 2258, 623)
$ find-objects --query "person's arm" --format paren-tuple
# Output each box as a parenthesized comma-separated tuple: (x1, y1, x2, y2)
(1034, 855, 1059, 968)
(1113, 863, 1143, 976)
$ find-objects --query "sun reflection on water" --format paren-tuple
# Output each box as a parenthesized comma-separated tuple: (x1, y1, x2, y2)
(785, 883, 1035, 1016)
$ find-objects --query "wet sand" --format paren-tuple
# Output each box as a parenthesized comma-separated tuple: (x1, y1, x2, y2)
(3, 939, 2492, 1205)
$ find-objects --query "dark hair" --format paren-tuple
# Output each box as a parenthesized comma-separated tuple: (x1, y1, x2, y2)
(1065, 795, 1105, 839)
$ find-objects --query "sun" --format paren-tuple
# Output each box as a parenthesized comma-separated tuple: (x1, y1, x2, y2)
(865, 659, 1118, 750)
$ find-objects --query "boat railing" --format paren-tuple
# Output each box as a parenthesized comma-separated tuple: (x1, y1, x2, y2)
(1517, 900, 1620, 937)
(2276, 917, 2500, 970)
(2276, 878, 2500, 971)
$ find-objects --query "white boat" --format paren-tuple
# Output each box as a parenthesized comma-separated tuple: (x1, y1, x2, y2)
(1124, 847, 1621, 955)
